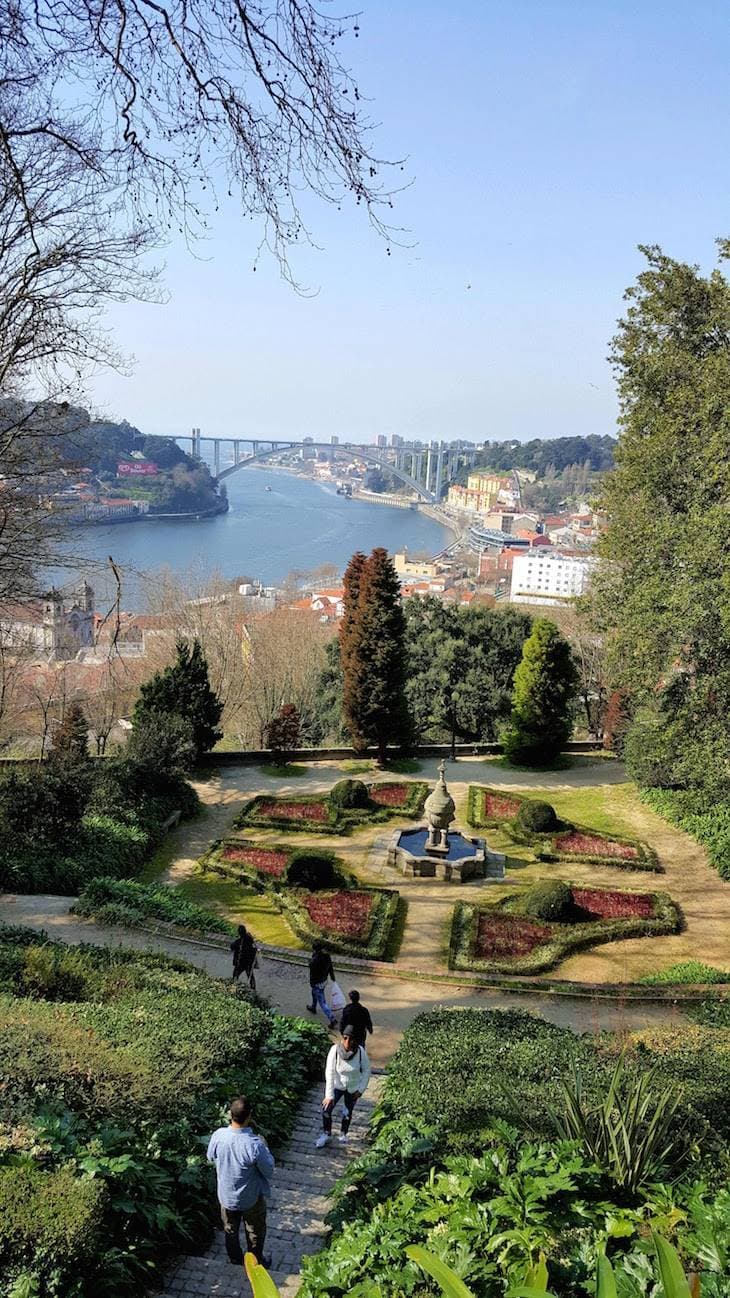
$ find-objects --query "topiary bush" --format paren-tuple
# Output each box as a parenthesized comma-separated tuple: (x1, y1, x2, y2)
(286, 849, 338, 890)
(329, 778, 370, 809)
(522, 880, 574, 922)
(516, 799, 558, 833)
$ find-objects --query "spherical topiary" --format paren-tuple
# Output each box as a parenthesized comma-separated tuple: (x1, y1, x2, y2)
(329, 778, 370, 810)
(523, 880, 574, 922)
(516, 799, 558, 833)
(286, 850, 337, 890)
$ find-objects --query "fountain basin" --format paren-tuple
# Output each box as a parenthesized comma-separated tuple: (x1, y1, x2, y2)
(388, 825, 505, 882)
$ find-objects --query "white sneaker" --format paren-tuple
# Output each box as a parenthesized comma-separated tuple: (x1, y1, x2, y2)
(315, 1133, 330, 1149)
(338, 1133, 349, 1145)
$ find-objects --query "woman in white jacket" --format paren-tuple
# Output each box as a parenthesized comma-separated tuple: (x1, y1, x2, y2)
(315, 1030, 371, 1148)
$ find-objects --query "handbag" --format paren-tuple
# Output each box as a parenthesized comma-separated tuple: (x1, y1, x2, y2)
(329, 980, 346, 1013)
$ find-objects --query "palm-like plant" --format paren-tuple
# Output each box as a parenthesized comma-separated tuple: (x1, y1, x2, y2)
(553, 1050, 682, 1194)
(244, 1235, 698, 1298)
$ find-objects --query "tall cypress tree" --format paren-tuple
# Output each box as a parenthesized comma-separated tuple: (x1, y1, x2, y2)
(133, 637, 223, 760)
(502, 618, 577, 766)
(340, 547, 409, 762)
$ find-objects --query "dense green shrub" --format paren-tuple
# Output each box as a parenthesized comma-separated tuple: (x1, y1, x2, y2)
(502, 618, 577, 766)
(329, 777, 370, 808)
(522, 879, 573, 921)
(73, 877, 234, 935)
(0, 1166, 106, 1294)
(516, 798, 558, 833)
(133, 637, 222, 761)
(285, 849, 338, 890)
(0, 932, 327, 1297)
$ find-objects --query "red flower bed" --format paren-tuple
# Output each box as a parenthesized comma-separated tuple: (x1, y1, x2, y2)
(555, 831, 639, 859)
(300, 890, 374, 939)
(369, 783, 409, 807)
(222, 845, 288, 878)
(475, 912, 551, 959)
(258, 799, 328, 823)
(571, 887, 654, 919)
(482, 792, 522, 821)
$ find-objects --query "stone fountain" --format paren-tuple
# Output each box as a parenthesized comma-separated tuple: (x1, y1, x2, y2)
(387, 761, 505, 882)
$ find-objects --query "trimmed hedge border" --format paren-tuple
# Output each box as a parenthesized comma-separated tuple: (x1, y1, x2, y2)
(201, 840, 401, 960)
(466, 785, 660, 871)
(234, 782, 428, 835)
(449, 885, 681, 976)
(72, 877, 235, 941)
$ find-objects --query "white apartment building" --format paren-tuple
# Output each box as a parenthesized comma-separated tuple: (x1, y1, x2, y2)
(510, 551, 595, 606)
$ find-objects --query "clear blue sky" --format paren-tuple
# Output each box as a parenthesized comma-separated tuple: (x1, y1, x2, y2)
(91, 0, 730, 443)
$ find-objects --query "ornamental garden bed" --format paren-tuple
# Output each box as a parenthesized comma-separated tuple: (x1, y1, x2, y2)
(235, 779, 428, 834)
(202, 839, 400, 959)
(449, 882, 680, 975)
(466, 785, 660, 871)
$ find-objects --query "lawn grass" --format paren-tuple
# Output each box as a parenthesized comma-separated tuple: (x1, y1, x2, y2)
(384, 756, 424, 774)
(259, 763, 310, 778)
(540, 784, 644, 840)
(173, 871, 305, 948)
(338, 760, 376, 774)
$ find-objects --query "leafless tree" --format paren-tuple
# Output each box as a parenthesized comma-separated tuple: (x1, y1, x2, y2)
(1, 0, 400, 282)
(238, 605, 329, 746)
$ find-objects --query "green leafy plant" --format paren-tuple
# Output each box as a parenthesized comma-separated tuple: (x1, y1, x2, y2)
(515, 800, 558, 834)
(554, 1051, 682, 1193)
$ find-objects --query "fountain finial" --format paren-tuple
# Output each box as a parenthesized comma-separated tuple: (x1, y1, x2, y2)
(423, 761, 456, 855)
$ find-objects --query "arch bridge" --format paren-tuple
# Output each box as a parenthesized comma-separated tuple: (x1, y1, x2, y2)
(176, 431, 469, 503)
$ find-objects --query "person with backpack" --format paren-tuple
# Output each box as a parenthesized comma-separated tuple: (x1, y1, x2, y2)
(338, 989, 373, 1046)
(231, 924, 258, 989)
(306, 941, 337, 1028)
(315, 1028, 371, 1148)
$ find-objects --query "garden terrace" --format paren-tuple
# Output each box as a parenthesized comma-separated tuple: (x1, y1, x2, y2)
(0, 925, 327, 1298)
(449, 883, 680, 975)
(234, 781, 427, 835)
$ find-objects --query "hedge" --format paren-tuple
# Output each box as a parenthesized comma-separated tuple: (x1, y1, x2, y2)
(204, 841, 400, 960)
(466, 785, 659, 870)
(449, 887, 681, 976)
(73, 877, 235, 938)
(235, 781, 428, 836)
(0, 929, 328, 1298)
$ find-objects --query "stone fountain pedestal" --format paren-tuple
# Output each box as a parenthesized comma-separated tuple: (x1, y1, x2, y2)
(386, 762, 506, 883)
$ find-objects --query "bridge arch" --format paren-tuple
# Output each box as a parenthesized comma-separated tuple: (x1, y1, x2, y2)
(215, 442, 436, 503)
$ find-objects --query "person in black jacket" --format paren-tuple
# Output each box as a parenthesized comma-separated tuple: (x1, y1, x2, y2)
(307, 942, 337, 1027)
(339, 990, 373, 1046)
(231, 925, 258, 989)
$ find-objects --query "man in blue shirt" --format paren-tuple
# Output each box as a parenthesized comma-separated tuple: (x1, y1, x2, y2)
(207, 1095, 275, 1265)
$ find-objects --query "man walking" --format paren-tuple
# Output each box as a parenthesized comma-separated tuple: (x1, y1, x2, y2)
(339, 989, 373, 1046)
(306, 941, 337, 1028)
(207, 1096, 274, 1266)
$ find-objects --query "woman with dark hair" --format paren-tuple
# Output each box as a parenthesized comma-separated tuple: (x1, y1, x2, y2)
(231, 924, 258, 989)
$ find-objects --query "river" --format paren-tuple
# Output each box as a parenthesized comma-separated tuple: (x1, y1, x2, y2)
(60, 467, 452, 606)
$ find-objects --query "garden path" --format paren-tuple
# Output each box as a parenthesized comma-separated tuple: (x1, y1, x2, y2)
(160, 1078, 384, 1298)
(0, 893, 688, 1066)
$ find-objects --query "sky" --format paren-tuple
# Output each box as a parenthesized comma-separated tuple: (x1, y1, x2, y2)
(91, 0, 730, 444)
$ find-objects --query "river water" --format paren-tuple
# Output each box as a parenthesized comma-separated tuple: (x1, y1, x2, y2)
(61, 466, 451, 606)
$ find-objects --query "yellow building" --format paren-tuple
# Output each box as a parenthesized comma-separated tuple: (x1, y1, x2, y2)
(447, 472, 512, 514)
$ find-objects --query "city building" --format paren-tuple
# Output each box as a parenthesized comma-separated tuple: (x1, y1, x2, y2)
(446, 471, 516, 515)
(393, 550, 440, 581)
(509, 551, 595, 606)
(376, 434, 388, 448)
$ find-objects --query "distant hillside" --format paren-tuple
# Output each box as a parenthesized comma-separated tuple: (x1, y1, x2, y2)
(0, 400, 225, 516)
(476, 434, 616, 476)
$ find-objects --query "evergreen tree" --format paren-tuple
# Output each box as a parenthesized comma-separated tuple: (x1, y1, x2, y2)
(264, 704, 301, 765)
(502, 618, 577, 766)
(595, 242, 730, 793)
(133, 638, 222, 760)
(50, 702, 89, 762)
(340, 547, 410, 762)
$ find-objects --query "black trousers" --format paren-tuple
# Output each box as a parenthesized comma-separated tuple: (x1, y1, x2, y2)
(220, 1195, 267, 1264)
(322, 1088, 358, 1134)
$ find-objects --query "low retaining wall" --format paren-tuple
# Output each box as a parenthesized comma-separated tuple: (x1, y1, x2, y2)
(204, 740, 605, 767)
